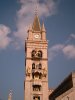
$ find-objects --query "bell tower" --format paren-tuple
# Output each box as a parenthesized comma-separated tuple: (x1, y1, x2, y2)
(24, 14, 48, 100)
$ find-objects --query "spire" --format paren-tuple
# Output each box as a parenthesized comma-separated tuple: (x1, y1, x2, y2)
(35, 3, 38, 16)
(41, 22, 46, 40)
(32, 1, 41, 32)
(32, 15, 41, 32)
(27, 24, 33, 40)
(41, 22, 46, 32)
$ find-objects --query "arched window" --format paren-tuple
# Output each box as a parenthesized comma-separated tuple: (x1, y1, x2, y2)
(32, 63, 35, 69)
(33, 96, 40, 100)
(32, 73, 34, 79)
(39, 63, 42, 69)
(33, 85, 41, 91)
(38, 50, 42, 58)
(39, 73, 42, 79)
(32, 50, 36, 57)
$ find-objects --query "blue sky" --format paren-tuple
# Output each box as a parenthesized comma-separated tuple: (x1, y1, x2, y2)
(0, 0, 75, 100)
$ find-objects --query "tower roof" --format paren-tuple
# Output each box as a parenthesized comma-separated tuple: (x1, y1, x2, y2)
(32, 15, 41, 31)
(41, 22, 46, 32)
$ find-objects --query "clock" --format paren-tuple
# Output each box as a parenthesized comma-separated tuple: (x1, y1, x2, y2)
(34, 34, 40, 39)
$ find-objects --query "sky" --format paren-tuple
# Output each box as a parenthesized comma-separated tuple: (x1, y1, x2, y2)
(0, 0, 75, 100)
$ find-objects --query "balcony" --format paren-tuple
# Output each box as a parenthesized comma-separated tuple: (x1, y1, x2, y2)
(32, 80, 42, 85)
(32, 91, 42, 95)
(32, 69, 43, 74)
(31, 56, 42, 60)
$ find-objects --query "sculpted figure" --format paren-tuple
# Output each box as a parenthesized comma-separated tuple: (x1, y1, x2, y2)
(26, 67, 31, 76)
(43, 68, 47, 77)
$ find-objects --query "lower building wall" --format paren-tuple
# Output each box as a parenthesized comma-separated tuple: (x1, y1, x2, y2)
(24, 81, 31, 100)
(49, 72, 75, 100)
(56, 88, 75, 100)
(42, 81, 48, 100)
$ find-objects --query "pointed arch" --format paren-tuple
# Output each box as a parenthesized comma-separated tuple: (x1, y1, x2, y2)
(38, 50, 42, 58)
(39, 63, 42, 69)
(31, 50, 36, 57)
(32, 63, 35, 69)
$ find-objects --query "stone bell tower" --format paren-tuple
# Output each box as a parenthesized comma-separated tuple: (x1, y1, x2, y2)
(24, 14, 48, 100)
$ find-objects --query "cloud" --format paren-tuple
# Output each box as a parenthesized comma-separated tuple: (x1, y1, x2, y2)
(63, 45, 75, 59)
(48, 33, 75, 61)
(67, 33, 75, 42)
(70, 33, 75, 39)
(0, 24, 11, 49)
(48, 44, 64, 61)
(48, 44, 75, 61)
(13, 0, 59, 47)
(0, 0, 59, 50)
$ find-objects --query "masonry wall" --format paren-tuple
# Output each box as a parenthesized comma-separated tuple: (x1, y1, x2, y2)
(56, 88, 75, 100)
(49, 72, 75, 100)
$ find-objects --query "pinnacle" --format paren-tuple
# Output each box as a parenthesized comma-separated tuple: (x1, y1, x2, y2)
(41, 22, 46, 32)
(32, 15, 41, 31)
(29, 24, 32, 31)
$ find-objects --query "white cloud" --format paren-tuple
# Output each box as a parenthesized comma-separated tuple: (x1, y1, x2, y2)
(48, 44, 75, 61)
(13, 0, 59, 46)
(0, 0, 59, 50)
(70, 33, 75, 39)
(63, 45, 75, 59)
(48, 33, 75, 61)
(0, 24, 11, 49)
(48, 44, 64, 61)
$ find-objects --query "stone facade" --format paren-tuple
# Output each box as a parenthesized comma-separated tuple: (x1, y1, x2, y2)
(24, 15, 48, 100)
(49, 72, 75, 100)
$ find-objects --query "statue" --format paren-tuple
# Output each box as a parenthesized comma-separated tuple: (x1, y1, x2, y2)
(43, 68, 47, 77)
(26, 67, 31, 76)
(35, 97, 38, 100)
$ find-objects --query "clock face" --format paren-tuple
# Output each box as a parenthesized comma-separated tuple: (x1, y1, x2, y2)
(34, 34, 40, 39)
